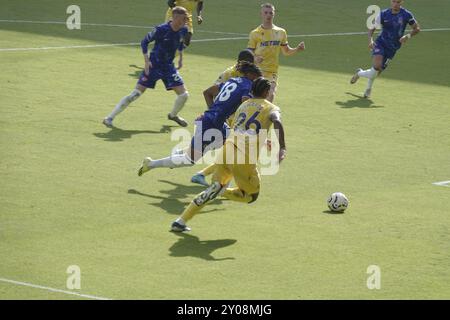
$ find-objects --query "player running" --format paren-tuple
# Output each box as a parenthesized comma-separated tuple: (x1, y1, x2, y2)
(103, 7, 190, 128)
(190, 49, 255, 186)
(350, 0, 420, 98)
(248, 3, 305, 102)
(171, 77, 287, 232)
(137, 62, 262, 175)
(166, 0, 204, 47)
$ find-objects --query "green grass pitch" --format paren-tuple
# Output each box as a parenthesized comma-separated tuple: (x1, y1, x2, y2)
(1, 0, 449, 299)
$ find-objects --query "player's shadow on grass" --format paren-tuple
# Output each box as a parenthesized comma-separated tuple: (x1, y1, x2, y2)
(169, 233, 236, 261)
(336, 93, 384, 109)
(93, 125, 176, 141)
(128, 180, 225, 214)
(128, 64, 143, 79)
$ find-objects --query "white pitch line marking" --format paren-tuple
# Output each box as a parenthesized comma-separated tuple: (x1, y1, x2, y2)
(0, 18, 449, 36)
(432, 180, 450, 187)
(0, 277, 112, 300)
(0, 19, 449, 52)
(0, 42, 139, 52)
(0, 19, 248, 35)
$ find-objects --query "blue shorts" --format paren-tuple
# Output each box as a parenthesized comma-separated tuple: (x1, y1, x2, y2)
(372, 40, 397, 70)
(137, 64, 184, 90)
(190, 115, 230, 155)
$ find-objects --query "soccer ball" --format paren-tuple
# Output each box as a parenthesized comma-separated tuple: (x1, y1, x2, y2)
(327, 192, 349, 212)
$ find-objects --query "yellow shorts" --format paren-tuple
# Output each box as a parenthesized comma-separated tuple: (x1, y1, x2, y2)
(262, 71, 278, 95)
(262, 71, 278, 84)
(212, 143, 261, 196)
(165, 8, 194, 33)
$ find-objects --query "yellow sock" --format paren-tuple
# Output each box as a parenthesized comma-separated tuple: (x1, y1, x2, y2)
(198, 164, 216, 177)
(180, 201, 205, 223)
(223, 187, 253, 203)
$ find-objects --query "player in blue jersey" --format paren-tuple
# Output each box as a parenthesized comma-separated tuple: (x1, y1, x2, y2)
(137, 61, 262, 176)
(103, 7, 190, 128)
(350, 0, 420, 98)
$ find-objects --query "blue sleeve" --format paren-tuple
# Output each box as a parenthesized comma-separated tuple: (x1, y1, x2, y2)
(178, 29, 188, 51)
(141, 27, 159, 54)
(407, 11, 416, 25)
(242, 85, 252, 100)
(380, 10, 385, 27)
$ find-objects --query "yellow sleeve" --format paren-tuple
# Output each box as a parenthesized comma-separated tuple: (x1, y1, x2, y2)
(281, 29, 288, 46)
(214, 66, 234, 84)
(247, 30, 258, 49)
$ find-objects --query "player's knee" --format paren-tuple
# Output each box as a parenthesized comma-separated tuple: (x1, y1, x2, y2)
(193, 182, 222, 206)
(248, 192, 259, 204)
(178, 91, 189, 102)
(128, 89, 142, 103)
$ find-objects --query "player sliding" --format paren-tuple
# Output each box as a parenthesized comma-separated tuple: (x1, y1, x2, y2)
(350, 0, 420, 98)
(103, 7, 190, 128)
(171, 78, 286, 232)
(166, 0, 204, 47)
(137, 62, 262, 176)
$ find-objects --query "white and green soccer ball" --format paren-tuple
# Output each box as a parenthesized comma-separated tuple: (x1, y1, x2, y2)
(327, 192, 349, 212)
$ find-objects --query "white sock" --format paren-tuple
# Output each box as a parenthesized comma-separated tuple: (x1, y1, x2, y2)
(150, 153, 194, 169)
(175, 217, 186, 225)
(108, 89, 142, 119)
(169, 92, 188, 117)
(367, 78, 375, 90)
(358, 67, 377, 79)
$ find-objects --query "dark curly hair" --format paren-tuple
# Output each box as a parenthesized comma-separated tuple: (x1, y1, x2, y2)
(237, 61, 262, 77)
(237, 49, 254, 63)
(251, 77, 271, 98)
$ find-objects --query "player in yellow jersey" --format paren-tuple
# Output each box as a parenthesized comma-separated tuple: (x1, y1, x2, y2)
(248, 3, 306, 102)
(214, 49, 255, 85)
(166, 0, 204, 46)
(190, 49, 255, 187)
(171, 78, 287, 232)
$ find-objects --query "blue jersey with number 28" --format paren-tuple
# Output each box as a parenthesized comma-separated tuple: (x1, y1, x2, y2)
(204, 77, 253, 126)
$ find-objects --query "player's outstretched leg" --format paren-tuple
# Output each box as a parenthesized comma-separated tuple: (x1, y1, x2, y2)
(350, 68, 363, 84)
(220, 164, 260, 204)
(171, 181, 223, 232)
(103, 88, 144, 127)
(138, 152, 194, 176)
(353, 55, 383, 98)
(222, 187, 259, 204)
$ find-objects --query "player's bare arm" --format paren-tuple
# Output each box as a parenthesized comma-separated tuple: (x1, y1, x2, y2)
(272, 118, 286, 162)
(400, 22, 421, 44)
(140, 36, 153, 75)
(281, 42, 306, 56)
(203, 85, 220, 108)
(197, 1, 204, 24)
(270, 110, 286, 163)
(177, 50, 183, 70)
(143, 53, 152, 75)
(368, 27, 376, 49)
